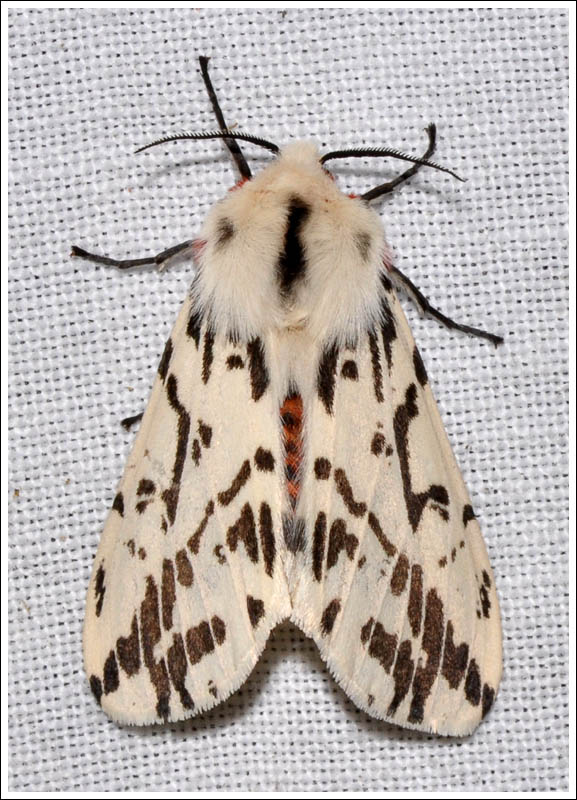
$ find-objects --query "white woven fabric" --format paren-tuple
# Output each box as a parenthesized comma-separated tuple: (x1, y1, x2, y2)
(8, 7, 569, 792)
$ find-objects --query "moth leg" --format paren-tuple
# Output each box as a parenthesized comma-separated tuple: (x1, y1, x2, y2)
(390, 264, 504, 346)
(362, 123, 437, 201)
(71, 240, 194, 271)
(121, 412, 144, 431)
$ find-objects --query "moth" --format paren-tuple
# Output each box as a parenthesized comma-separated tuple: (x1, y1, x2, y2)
(74, 57, 503, 736)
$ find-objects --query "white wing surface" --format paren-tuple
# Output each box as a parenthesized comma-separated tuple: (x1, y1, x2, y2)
(84, 297, 290, 724)
(290, 281, 502, 736)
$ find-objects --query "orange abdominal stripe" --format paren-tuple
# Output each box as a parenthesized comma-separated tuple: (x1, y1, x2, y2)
(281, 393, 303, 507)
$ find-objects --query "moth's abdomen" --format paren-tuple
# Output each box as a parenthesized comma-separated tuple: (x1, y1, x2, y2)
(280, 392, 304, 508)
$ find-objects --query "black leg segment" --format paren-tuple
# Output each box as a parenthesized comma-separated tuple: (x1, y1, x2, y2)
(390, 265, 504, 347)
(71, 240, 194, 271)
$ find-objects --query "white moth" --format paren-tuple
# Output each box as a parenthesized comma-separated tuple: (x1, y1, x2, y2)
(76, 58, 502, 736)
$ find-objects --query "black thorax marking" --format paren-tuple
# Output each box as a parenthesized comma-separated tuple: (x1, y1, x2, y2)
(277, 196, 311, 296)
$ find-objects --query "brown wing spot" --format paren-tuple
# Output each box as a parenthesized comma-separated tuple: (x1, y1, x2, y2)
(214, 544, 227, 564)
(187, 500, 215, 554)
(186, 621, 215, 665)
(211, 616, 226, 645)
(186, 310, 202, 347)
(320, 598, 341, 636)
(368, 329, 384, 403)
(202, 330, 215, 384)
(255, 447, 275, 472)
(358, 555, 367, 569)
(441, 620, 469, 689)
(412, 346, 428, 387)
(317, 342, 340, 414)
(465, 659, 481, 706)
(140, 576, 171, 720)
(247, 337, 269, 400)
(341, 360, 359, 380)
(334, 469, 367, 517)
(176, 550, 194, 586)
(160, 484, 178, 523)
(112, 492, 124, 516)
(394, 384, 449, 532)
(158, 337, 173, 382)
(162, 374, 191, 526)
(463, 504, 476, 526)
(135, 500, 151, 514)
(479, 582, 491, 618)
(390, 554, 409, 596)
(137, 478, 155, 496)
(387, 640, 415, 717)
(364, 620, 397, 673)
(408, 564, 423, 637)
(103, 650, 119, 695)
(367, 512, 397, 558)
(117, 614, 141, 677)
(314, 457, 331, 479)
(208, 681, 218, 698)
(360, 617, 375, 645)
(126, 539, 135, 556)
(167, 633, 194, 711)
(247, 595, 265, 628)
(226, 354, 244, 370)
(259, 502, 276, 577)
(327, 519, 358, 570)
(192, 439, 201, 465)
(408, 589, 444, 725)
(218, 460, 251, 506)
(89, 675, 103, 705)
(198, 421, 212, 448)
(371, 432, 386, 456)
(433, 504, 450, 522)
(227, 503, 258, 563)
(381, 300, 397, 372)
(312, 511, 327, 581)
(94, 563, 106, 617)
(138, 547, 146, 560)
(482, 684, 495, 718)
(439, 556, 448, 568)
(367, 694, 375, 707)
(161, 560, 176, 631)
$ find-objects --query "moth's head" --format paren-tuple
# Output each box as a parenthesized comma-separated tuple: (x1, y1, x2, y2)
(135, 126, 463, 342)
(186, 138, 390, 344)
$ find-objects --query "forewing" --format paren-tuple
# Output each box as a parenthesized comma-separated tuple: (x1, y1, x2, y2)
(84, 297, 290, 724)
(291, 283, 502, 736)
